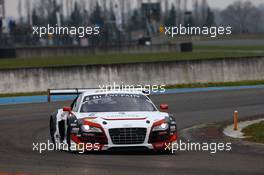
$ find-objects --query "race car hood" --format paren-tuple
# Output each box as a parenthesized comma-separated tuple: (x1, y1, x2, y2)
(74, 111, 169, 128)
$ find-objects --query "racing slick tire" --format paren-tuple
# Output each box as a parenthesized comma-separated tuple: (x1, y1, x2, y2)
(49, 115, 57, 144)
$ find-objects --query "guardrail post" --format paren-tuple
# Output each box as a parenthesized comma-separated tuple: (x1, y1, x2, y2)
(233, 111, 238, 131)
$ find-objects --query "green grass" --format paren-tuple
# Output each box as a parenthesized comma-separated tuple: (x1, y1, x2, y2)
(242, 121, 264, 143)
(205, 33, 264, 40)
(165, 80, 264, 89)
(0, 51, 263, 69)
(194, 45, 264, 51)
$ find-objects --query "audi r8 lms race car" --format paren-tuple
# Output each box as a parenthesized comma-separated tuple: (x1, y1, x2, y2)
(49, 89, 178, 153)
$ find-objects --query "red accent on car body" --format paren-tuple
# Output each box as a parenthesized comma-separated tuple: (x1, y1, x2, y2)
(151, 119, 166, 130)
(72, 120, 108, 145)
(160, 104, 169, 110)
(63, 106, 72, 112)
(151, 133, 178, 151)
(70, 134, 105, 151)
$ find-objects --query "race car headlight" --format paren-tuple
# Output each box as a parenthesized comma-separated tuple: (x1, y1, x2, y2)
(81, 125, 102, 133)
(152, 123, 169, 131)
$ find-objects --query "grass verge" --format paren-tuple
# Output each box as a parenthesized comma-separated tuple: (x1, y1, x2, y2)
(242, 121, 264, 144)
(194, 45, 264, 51)
(0, 51, 263, 69)
(165, 80, 264, 89)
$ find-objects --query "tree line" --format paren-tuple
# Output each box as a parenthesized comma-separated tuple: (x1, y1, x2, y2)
(3, 0, 264, 46)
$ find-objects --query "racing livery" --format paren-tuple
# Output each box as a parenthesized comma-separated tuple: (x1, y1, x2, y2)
(49, 89, 178, 153)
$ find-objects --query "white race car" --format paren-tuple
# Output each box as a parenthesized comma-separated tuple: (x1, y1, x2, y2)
(49, 89, 178, 153)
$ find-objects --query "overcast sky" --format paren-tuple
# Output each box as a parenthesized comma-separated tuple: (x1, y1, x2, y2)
(4, 0, 264, 19)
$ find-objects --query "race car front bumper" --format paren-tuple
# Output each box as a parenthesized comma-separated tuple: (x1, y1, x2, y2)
(70, 132, 178, 152)
(69, 118, 178, 152)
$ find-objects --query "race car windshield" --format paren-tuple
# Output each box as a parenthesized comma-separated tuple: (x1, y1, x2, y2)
(80, 94, 156, 112)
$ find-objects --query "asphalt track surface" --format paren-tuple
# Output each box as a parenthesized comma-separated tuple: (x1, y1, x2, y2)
(0, 88, 264, 175)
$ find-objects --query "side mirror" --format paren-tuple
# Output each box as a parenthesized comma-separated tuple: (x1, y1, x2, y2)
(160, 104, 169, 111)
(63, 106, 72, 112)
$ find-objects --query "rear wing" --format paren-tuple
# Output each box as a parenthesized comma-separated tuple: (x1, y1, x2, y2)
(47, 88, 101, 102)
(47, 88, 150, 102)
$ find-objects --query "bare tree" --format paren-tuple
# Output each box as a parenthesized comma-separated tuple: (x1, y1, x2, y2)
(137, 0, 143, 10)
(193, 0, 199, 25)
(251, 8, 262, 33)
(0, 0, 5, 19)
(220, 1, 256, 33)
(201, 0, 207, 23)
(18, 0, 22, 23)
(25, 0, 32, 25)
(60, 0, 64, 17)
